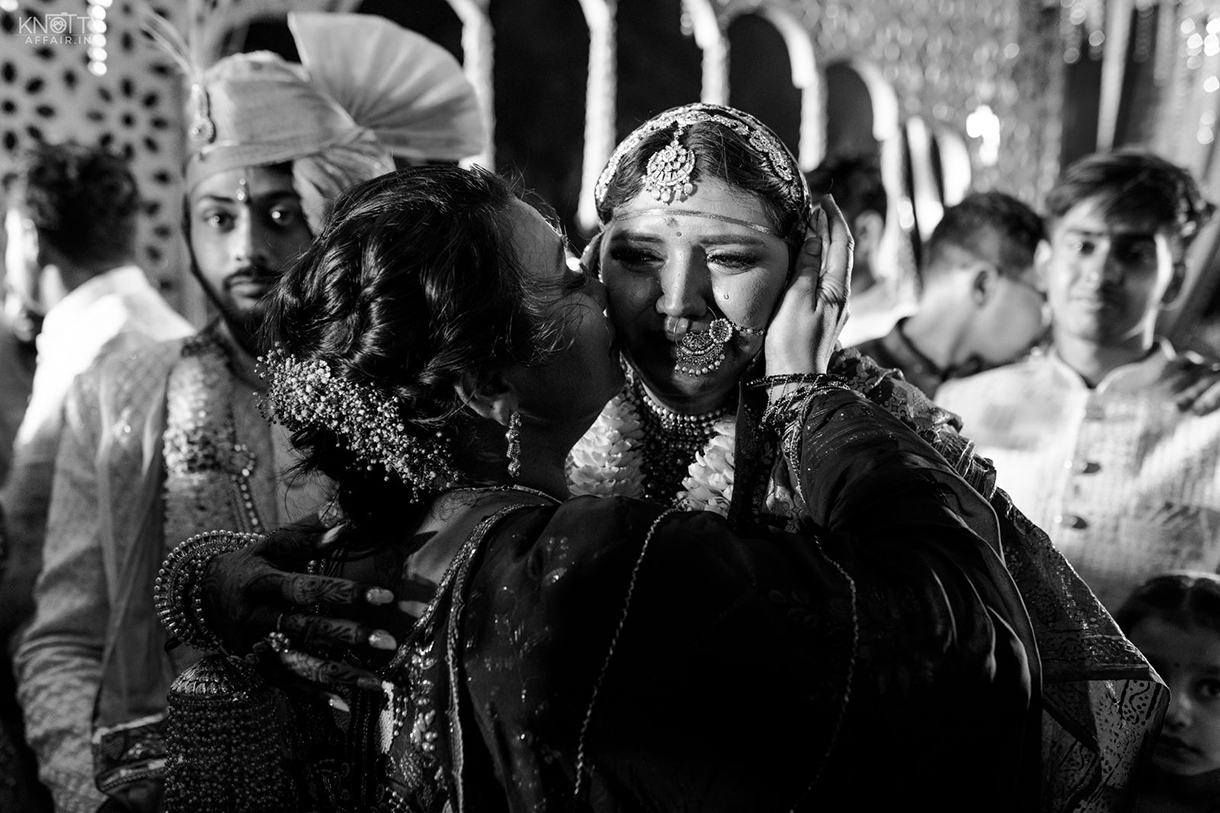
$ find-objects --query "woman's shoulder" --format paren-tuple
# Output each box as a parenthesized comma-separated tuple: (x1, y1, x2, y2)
(492, 495, 761, 584)
(476, 497, 850, 651)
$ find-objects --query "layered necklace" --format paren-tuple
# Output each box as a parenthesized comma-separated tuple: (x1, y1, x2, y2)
(567, 372, 737, 515)
(632, 379, 731, 503)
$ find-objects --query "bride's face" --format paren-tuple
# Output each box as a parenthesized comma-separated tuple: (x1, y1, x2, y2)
(598, 178, 792, 410)
(508, 198, 624, 424)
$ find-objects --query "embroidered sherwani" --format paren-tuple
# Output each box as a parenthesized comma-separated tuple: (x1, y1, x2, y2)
(936, 340, 1220, 611)
(14, 328, 327, 813)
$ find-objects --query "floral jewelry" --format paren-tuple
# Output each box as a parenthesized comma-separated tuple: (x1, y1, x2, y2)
(260, 345, 457, 501)
(675, 317, 766, 377)
(567, 376, 736, 514)
(566, 386, 646, 498)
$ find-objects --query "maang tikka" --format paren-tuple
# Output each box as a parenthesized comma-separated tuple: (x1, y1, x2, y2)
(675, 318, 765, 376)
(644, 126, 696, 204)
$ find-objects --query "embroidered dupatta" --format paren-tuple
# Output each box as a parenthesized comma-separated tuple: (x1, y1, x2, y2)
(799, 348, 1167, 811)
(308, 387, 1041, 811)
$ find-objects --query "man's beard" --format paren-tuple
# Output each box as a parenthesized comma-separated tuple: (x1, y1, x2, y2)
(187, 260, 272, 356)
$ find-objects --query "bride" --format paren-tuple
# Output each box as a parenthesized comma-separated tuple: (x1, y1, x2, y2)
(159, 163, 1042, 811)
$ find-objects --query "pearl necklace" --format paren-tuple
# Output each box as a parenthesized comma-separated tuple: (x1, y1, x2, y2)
(633, 379, 732, 435)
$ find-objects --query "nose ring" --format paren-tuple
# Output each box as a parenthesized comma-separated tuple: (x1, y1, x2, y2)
(675, 318, 766, 376)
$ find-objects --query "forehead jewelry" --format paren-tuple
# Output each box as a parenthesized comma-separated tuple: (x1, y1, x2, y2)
(644, 126, 696, 205)
(675, 317, 766, 377)
(234, 177, 249, 203)
(595, 104, 807, 217)
(612, 207, 786, 241)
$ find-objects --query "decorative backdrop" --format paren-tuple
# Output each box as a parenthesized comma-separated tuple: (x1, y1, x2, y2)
(1, 0, 191, 315)
(0, 0, 357, 324)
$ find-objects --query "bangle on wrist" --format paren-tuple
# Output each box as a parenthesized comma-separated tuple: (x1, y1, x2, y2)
(155, 530, 261, 653)
(759, 376, 851, 431)
(746, 373, 836, 390)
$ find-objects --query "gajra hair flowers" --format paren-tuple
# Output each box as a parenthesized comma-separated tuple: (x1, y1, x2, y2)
(259, 345, 457, 501)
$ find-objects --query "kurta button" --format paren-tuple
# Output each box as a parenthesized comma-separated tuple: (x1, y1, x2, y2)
(1055, 513, 1089, 529)
(1083, 405, 1105, 420)
(1064, 459, 1101, 474)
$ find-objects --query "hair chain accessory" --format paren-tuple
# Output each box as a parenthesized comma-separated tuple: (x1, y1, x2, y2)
(260, 345, 458, 501)
(643, 126, 696, 204)
(505, 411, 522, 478)
(674, 317, 766, 377)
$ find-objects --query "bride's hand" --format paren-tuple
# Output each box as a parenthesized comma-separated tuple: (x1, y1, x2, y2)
(764, 194, 853, 376)
(201, 525, 399, 690)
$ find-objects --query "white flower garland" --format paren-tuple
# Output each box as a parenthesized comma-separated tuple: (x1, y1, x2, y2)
(677, 415, 736, 515)
(566, 389, 738, 516)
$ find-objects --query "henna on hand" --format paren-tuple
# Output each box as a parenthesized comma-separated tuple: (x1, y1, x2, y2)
(279, 612, 396, 651)
(277, 647, 383, 691)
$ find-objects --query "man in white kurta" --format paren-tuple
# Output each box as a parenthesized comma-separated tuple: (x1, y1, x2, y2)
(938, 149, 1220, 611)
(0, 252, 192, 637)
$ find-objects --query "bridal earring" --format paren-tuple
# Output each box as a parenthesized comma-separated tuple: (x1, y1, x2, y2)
(506, 411, 522, 478)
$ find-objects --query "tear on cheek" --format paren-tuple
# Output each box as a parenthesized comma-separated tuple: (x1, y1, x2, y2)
(717, 275, 780, 328)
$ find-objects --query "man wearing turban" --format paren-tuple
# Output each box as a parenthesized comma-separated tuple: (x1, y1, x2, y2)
(13, 13, 484, 812)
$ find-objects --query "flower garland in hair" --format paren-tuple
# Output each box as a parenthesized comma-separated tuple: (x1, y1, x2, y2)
(567, 389, 737, 516)
(259, 345, 457, 501)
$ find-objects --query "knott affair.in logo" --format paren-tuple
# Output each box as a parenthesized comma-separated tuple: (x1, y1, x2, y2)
(17, 13, 96, 45)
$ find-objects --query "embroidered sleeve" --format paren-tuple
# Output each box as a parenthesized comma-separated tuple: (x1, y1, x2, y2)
(775, 384, 1000, 548)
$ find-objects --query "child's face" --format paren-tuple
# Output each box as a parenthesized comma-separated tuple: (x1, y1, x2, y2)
(1129, 617, 1220, 776)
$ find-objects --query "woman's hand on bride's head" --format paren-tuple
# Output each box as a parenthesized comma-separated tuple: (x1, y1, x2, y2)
(201, 524, 400, 669)
(764, 194, 853, 376)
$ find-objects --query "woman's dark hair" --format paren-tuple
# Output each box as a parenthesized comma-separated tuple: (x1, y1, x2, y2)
(261, 165, 567, 527)
(1114, 571, 1220, 637)
(595, 119, 808, 245)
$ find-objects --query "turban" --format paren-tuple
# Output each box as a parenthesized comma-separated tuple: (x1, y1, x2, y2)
(163, 11, 486, 232)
